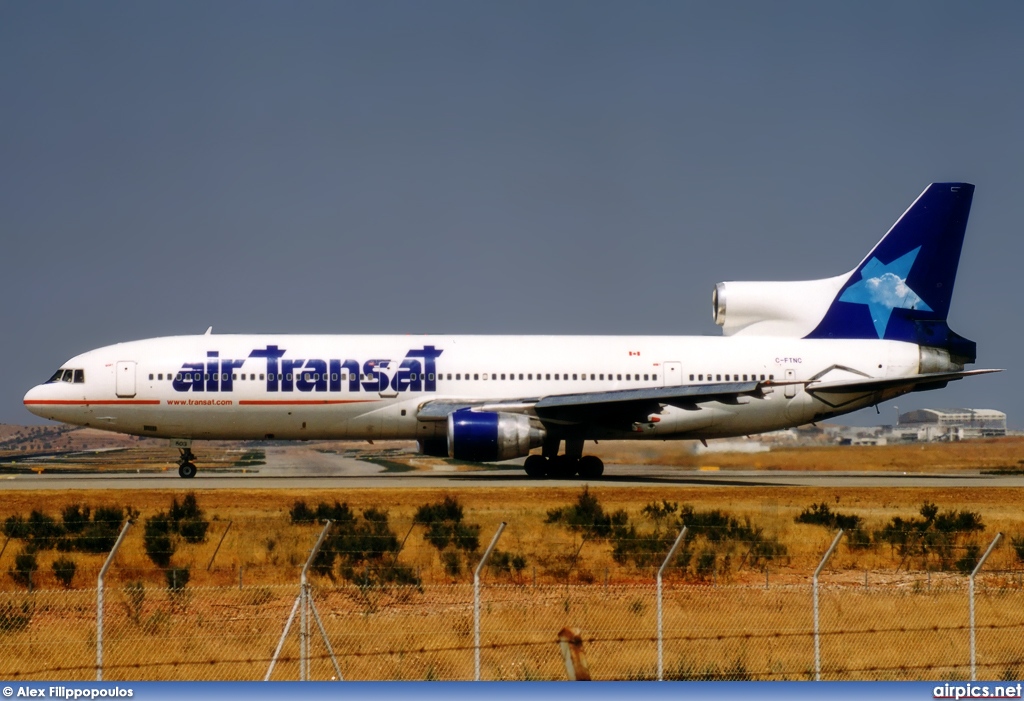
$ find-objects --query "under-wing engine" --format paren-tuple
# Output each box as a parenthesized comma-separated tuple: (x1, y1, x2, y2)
(447, 409, 545, 462)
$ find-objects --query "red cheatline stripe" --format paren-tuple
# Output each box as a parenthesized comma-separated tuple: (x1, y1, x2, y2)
(238, 399, 380, 405)
(23, 399, 161, 405)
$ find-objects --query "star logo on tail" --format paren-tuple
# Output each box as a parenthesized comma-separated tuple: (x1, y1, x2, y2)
(839, 246, 932, 338)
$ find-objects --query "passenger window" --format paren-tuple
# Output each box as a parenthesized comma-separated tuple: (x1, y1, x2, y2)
(653, 374, 657, 381)
(617, 374, 622, 380)
(690, 374, 695, 381)
(260, 374, 265, 381)
(474, 374, 479, 380)
(149, 374, 154, 381)
(232, 374, 237, 381)
(158, 373, 163, 381)
(743, 374, 748, 381)
(572, 374, 577, 380)
(519, 374, 524, 380)
(546, 374, 551, 380)
(429, 373, 435, 381)
(769, 374, 775, 380)
(716, 374, 721, 381)
(501, 374, 506, 380)
(760, 374, 765, 381)
(644, 374, 649, 381)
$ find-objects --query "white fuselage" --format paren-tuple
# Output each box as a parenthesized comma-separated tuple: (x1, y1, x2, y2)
(24, 334, 924, 442)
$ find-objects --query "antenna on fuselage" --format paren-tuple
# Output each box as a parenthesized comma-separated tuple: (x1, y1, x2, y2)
(205, 326, 213, 335)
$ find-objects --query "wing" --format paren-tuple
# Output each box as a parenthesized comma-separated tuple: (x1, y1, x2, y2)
(417, 381, 765, 429)
(416, 369, 1002, 427)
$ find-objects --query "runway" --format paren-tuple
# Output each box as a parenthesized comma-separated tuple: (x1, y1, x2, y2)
(3, 450, 1023, 490)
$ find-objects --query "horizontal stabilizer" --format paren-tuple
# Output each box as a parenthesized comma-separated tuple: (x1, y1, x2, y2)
(807, 369, 1000, 395)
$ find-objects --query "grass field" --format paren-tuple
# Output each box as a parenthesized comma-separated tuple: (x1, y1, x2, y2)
(2, 438, 1024, 680)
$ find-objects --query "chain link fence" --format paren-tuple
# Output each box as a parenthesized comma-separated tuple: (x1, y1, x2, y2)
(3, 575, 1024, 681)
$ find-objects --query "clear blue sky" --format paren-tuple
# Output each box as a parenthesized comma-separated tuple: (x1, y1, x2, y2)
(2, 1, 1021, 427)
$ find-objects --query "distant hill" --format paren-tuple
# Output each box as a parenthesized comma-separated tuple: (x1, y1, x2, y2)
(0, 423, 160, 457)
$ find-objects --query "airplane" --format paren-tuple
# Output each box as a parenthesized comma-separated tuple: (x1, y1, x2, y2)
(24, 182, 999, 479)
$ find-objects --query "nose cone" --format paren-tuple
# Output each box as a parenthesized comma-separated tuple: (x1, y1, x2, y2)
(23, 385, 49, 419)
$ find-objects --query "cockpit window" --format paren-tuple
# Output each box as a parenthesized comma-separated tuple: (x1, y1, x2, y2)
(45, 368, 85, 383)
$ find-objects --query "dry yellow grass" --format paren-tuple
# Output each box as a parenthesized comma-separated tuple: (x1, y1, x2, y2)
(2, 481, 1023, 591)
(3, 439, 1024, 682)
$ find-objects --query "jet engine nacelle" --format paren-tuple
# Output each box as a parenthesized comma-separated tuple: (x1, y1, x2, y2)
(447, 410, 545, 462)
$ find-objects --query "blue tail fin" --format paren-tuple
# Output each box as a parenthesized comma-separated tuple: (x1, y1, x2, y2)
(805, 182, 976, 362)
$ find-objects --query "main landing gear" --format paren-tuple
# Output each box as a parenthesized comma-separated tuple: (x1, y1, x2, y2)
(523, 438, 604, 480)
(177, 447, 197, 479)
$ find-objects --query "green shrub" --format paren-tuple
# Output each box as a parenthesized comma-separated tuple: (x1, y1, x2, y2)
(796, 503, 863, 531)
(170, 494, 209, 543)
(441, 550, 461, 577)
(52, 557, 77, 588)
(9, 550, 38, 589)
(143, 513, 176, 568)
(1012, 535, 1024, 563)
(545, 487, 628, 539)
(61, 504, 91, 534)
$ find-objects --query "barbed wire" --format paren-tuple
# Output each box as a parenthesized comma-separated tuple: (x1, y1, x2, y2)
(7, 625, 1023, 680)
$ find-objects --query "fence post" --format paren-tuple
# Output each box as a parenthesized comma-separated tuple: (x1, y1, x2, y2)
(301, 521, 332, 681)
(206, 520, 233, 571)
(96, 520, 132, 682)
(474, 522, 506, 681)
(657, 527, 687, 681)
(970, 532, 1002, 681)
(813, 529, 844, 682)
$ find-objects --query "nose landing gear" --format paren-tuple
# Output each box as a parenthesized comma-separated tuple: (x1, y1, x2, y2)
(177, 447, 197, 479)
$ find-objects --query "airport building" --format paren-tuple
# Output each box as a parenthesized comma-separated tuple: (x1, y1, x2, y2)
(894, 408, 1007, 441)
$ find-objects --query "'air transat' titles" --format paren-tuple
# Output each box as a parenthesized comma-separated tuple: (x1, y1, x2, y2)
(171, 346, 443, 394)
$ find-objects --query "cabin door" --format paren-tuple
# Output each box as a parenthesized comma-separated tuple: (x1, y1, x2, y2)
(662, 361, 683, 387)
(116, 361, 137, 398)
(784, 369, 797, 398)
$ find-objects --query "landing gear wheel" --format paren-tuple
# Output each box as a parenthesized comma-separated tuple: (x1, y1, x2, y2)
(524, 455, 546, 478)
(178, 462, 197, 479)
(546, 456, 579, 479)
(578, 455, 604, 479)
